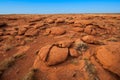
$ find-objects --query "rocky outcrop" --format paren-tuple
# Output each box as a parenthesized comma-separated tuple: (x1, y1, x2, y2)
(38, 45, 53, 62)
(46, 46, 68, 66)
(35, 39, 89, 66)
(46, 27, 66, 35)
(82, 35, 101, 44)
(55, 40, 73, 48)
(18, 27, 27, 35)
(25, 28, 39, 37)
(0, 22, 7, 27)
(96, 42, 120, 76)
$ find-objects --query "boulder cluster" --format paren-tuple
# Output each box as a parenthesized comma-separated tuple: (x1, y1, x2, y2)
(35, 39, 88, 66)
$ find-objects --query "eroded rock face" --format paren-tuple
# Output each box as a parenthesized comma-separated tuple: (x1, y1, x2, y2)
(38, 45, 53, 62)
(74, 39, 88, 52)
(36, 39, 88, 66)
(46, 18, 55, 24)
(38, 43, 69, 66)
(90, 57, 117, 80)
(55, 40, 73, 48)
(0, 22, 7, 27)
(55, 18, 65, 23)
(18, 27, 27, 35)
(82, 35, 100, 44)
(46, 46, 68, 66)
(84, 25, 97, 35)
(32, 23, 45, 29)
(0, 29, 3, 36)
(25, 28, 39, 37)
(69, 48, 79, 57)
(72, 27, 84, 32)
(48, 27, 66, 35)
(96, 42, 120, 76)
(65, 19, 74, 24)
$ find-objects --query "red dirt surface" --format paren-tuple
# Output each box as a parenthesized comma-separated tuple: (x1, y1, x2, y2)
(0, 14, 120, 80)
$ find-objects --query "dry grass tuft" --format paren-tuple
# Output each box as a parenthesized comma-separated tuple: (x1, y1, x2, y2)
(106, 37, 118, 42)
(22, 68, 38, 80)
(4, 44, 13, 51)
(0, 57, 15, 76)
(24, 37, 34, 43)
(74, 41, 88, 54)
(84, 58, 99, 80)
(0, 52, 26, 76)
(13, 52, 25, 59)
(70, 58, 79, 65)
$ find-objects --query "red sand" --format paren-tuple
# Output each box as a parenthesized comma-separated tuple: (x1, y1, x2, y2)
(0, 14, 120, 80)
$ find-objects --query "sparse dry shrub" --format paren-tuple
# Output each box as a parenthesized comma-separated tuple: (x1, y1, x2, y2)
(3, 36, 15, 51)
(74, 41, 88, 54)
(4, 43, 13, 51)
(13, 52, 25, 59)
(22, 68, 38, 80)
(106, 37, 118, 42)
(84, 58, 99, 80)
(24, 37, 34, 43)
(0, 57, 15, 76)
(0, 52, 26, 76)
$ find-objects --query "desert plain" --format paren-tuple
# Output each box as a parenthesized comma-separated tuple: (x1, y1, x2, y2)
(0, 14, 120, 80)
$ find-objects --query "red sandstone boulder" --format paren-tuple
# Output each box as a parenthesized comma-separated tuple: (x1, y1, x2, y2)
(0, 29, 3, 36)
(25, 28, 39, 37)
(56, 40, 73, 48)
(82, 35, 99, 44)
(33, 23, 45, 29)
(65, 19, 74, 24)
(0, 22, 7, 27)
(46, 18, 55, 24)
(84, 25, 97, 35)
(72, 27, 84, 32)
(18, 27, 27, 35)
(55, 18, 65, 23)
(39, 45, 53, 62)
(69, 48, 79, 57)
(46, 27, 66, 35)
(46, 46, 68, 66)
(96, 42, 120, 76)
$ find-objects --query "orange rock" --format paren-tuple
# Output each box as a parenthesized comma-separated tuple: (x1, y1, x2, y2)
(18, 27, 27, 35)
(80, 20, 92, 25)
(0, 22, 7, 27)
(33, 23, 45, 29)
(90, 56, 117, 80)
(39, 45, 53, 62)
(46, 19, 55, 24)
(73, 23, 82, 27)
(72, 27, 84, 32)
(46, 46, 68, 66)
(15, 36, 24, 40)
(69, 48, 79, 57)
(96, 42, 120, 76)
(82, 50, 91, 59)
(84, 25, 96, 35)
(25, 28, 39, 37)
(33, 56, 40, 69)
(65, 19, 74, 24)
(0, 29, 3, 36)
(5, 30, 18, 36)
(82, 35, 97, 44)
(49, 27, 66, 35)
(55, 18, 65, 23)
(74, 21, 81, 24)
(56, 40, 73, 48)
